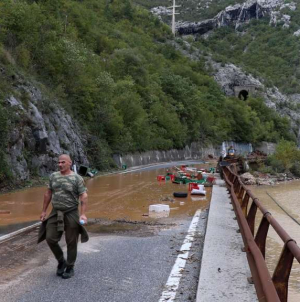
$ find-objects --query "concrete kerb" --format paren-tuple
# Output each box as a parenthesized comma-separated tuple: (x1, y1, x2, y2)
(196, 178, 258, 302)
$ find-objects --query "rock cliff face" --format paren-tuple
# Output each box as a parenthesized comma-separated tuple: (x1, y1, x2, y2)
(169, 39, 300, 144)
(3, 71, 89, 181)
(176, 0, 296, 35)
(210, 60, 300, 143)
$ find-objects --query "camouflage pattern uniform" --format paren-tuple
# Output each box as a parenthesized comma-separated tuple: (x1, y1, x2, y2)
(45, 172, 87, 268)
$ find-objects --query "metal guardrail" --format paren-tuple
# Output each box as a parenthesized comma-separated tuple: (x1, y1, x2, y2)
(222, 165, 300, 302)
(0, 222, 41, 245)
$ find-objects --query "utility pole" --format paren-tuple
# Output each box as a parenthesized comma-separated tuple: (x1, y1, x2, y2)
(168, 0, 180, 36)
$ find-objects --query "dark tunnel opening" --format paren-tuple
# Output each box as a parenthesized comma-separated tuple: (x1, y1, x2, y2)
(238, 90, 249, 101)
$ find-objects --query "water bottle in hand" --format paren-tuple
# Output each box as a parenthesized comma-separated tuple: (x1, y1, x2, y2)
(80, 219, 85, 225)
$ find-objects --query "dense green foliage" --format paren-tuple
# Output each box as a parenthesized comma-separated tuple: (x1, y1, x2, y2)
(0, 0, 296, 173)
(195, 8, 300, 94)
(135, 0, 300, 93)
(265, 140, 300, 174)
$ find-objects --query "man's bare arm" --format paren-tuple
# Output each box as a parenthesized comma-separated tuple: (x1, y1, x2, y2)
(79, 192, 88, 223)
(40, 189, 52, 221)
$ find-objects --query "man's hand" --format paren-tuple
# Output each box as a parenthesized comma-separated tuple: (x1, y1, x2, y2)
(40, 189, 52, 221)
(40, 211, 47, 221)
(80, 214, 87, 224)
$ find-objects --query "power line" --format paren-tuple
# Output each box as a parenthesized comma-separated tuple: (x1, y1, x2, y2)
(266, 191, 300, 226)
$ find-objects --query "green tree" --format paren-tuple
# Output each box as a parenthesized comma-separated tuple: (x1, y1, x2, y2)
(273, 140, 300, 171)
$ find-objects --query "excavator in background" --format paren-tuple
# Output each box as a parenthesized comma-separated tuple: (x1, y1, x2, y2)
(217, 146, 248, 179)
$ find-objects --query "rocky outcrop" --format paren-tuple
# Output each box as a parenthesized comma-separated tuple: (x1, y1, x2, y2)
(210, 60, 300, 143)
(294, 29, 300, 37)
(212, 62, 263, 97)
(211, 61, 287, 107)
(150, 6, 172, 18)
(176, 0, 296, 35)
(177, 18, 216, 36)
(240, 172, 257, 185)
(240, 172, 277, 185)
(3, 73, 89, 180)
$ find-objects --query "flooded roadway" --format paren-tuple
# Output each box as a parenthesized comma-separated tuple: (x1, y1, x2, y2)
(251, 181, 300, 302)
(0, 161, 212, 235)
(3, 162, 300, 301)
(0, 161, 212, 302)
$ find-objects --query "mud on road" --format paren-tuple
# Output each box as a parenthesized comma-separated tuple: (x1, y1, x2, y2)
(0, 210, 209, 302)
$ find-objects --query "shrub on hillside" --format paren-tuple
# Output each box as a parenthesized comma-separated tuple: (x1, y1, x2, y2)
(290, 162, 300, 177)
(265, 156, 285, 173)
(266, 140, 300, 173)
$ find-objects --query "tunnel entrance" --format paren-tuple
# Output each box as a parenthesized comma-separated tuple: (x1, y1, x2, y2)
(238, 90, 249, 101)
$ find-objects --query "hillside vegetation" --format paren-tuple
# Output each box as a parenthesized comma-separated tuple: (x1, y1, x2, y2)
(139, 0, 300, 94)
(0, 0, 295, 178)
(196, 13, 300, 94)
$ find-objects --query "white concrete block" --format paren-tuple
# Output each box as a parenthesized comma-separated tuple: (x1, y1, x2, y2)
(149, 204, 170, 213)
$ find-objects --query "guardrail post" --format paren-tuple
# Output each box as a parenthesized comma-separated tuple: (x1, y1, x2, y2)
(237, 186, 245, 207)
(247, 198, 258, 236)
(272, 242, 295, 302)
(229, 171, 235, 183)
(241, 192, 250, 217)
(255, 215, 270, 258)
(231, 174, 235, 183)
(232, 164, 238, 175)
(233, 177, 239, 194)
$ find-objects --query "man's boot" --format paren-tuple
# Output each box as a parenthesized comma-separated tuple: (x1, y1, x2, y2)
(62, 266, 74, 279)
(56, 259, 66, 276)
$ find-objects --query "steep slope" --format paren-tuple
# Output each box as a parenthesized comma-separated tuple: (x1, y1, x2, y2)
(146, 0, 300, 94)
(0, 0, 294, 183)
(145, 0, 300, 140)
(193, 1, 300, 93)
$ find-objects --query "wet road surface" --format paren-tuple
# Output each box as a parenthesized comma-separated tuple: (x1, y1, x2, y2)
(0, 161, 211, 302)
(0, 213, 208, 302)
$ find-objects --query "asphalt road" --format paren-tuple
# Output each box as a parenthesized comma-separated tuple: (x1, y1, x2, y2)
(0, 161, 210, 302)
(0, 212, 208, 302)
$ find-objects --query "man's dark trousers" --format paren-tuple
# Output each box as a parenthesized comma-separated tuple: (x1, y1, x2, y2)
(46, 210, 80, 267)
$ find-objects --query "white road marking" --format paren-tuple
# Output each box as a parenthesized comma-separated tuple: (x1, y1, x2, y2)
(158, 209, 202, 302)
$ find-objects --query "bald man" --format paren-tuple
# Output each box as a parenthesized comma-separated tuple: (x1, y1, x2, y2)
(38, 154, 89, 279)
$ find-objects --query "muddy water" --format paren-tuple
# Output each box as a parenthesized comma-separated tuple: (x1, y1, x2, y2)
(0, 163, 211, 232)
(251, 181, 300, 302)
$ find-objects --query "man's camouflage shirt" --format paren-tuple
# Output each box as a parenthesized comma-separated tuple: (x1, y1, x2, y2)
(48, 172, 87, 210)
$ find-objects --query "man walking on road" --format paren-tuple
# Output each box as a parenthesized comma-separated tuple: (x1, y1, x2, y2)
(38, 154, 89, 279)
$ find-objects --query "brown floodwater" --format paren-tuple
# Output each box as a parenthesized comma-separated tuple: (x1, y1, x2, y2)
(2, 164, 300, 299)
(251, 181, 300, 302)
(0, 162, 212, 230)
